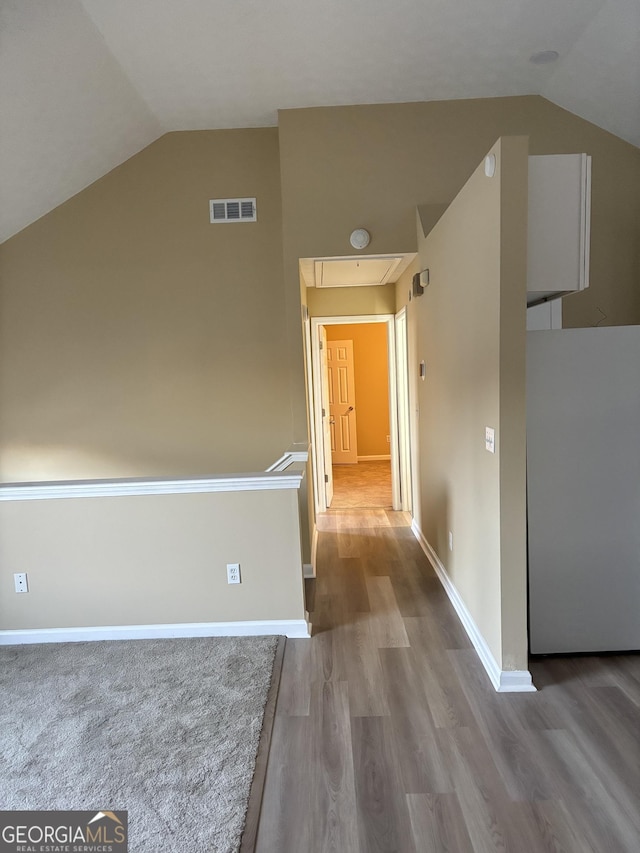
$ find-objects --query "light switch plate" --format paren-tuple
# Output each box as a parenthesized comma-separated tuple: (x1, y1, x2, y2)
(485, 427, 495, 453)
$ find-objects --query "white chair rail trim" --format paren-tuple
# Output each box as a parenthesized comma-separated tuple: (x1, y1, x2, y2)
(0, 448, 309, 502)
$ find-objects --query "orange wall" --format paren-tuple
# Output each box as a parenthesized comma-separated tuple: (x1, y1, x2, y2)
(326, 323, 389, 457)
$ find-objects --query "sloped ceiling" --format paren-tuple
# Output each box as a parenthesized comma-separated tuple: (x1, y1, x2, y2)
(1, 0, 638, 243)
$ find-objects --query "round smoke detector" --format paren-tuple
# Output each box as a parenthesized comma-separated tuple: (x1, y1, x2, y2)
(349, 228, 371, 250)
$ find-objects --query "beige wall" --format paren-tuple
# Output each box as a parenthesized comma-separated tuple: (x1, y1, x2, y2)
(0, 129, 291, 482)
(0, 488, 306, 631)
(279, 97, 640, 445)
(1, 97, 638, 644)
(3, 97, 637, 484)
(307, 283, 396, 317)
(402, 137, 529, 672)
(326, 323, 390, 457)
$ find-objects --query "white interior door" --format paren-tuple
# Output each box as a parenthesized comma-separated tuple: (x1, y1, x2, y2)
(327, 339, 358, 464)
(319, 326, 334, 506)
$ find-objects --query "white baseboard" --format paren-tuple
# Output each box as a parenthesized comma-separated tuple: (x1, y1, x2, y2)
(357, 455, 391, 462)
(495, 670, 537, 692)
(0, 618, 312, 646)
(410, 520, 535, 693)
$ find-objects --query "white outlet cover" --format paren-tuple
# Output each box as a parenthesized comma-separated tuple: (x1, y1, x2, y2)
(226, 563, 241, 584)
(485, 427, 496, 453)
(14, 572, 28, 593)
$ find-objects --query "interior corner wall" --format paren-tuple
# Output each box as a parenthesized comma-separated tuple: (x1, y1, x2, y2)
(413, 137, 529, 673)
(0, 129, 292, 482)
(278, 97, 640, 449)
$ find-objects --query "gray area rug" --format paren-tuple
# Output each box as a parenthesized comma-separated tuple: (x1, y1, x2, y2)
(0, 636, 280, 852)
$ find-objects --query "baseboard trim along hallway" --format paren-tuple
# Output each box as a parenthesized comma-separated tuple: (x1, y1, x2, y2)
(0, 618, 312, 645)
(411, 520, 536, 693)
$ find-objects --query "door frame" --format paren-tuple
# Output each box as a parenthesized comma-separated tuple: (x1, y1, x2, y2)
(310, 314, 401, 512)
(395, 307, 412, 513)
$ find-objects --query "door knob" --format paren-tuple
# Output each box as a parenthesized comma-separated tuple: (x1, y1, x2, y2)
(347, 406, 354, 413)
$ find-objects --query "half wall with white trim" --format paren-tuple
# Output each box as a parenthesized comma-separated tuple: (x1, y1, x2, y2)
(0, 455, 310, 642)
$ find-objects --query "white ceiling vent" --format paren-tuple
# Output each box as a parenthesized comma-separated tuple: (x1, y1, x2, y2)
(209, 197, 257, 223)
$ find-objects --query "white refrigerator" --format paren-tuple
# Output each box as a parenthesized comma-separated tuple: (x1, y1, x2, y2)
(526, 326, 640, 654)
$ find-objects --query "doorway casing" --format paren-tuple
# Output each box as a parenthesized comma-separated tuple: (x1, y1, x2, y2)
(309, 314, 402, 513)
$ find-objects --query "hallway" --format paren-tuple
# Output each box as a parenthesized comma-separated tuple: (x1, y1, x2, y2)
(256, 510, 640, 852)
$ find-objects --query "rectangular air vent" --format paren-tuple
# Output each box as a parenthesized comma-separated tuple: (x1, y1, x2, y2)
(209, 197, 257, 223)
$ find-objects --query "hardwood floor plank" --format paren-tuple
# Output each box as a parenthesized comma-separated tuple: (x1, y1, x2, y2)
(337, 529, 381, 558)
(542, 681, 640, 797)
(309, 680, 360, 853)
(389, 565, 434, 617)
(405, 583, 473, 653)
(531, 799, 600, 853)
(529, 728, 640, 852)
(608, 653, 640, 704)
(380, 647, 453, 794)
(385, 509, 413, 527)
(275, 639, 311, 716)
(438, 727, 512, 853)
(335, 557, 371, 611)
(404, 617, 476, 729)
(351, 716, 418, 853)
(255, 716, 312, 853)
(449, 648, 559, 801)
(406, 793, 474, 852)
(337, 509, 390, 530)
(308, 620, 349, 683)
(341, 618, 391, 717)
(366, 576, 410, 648)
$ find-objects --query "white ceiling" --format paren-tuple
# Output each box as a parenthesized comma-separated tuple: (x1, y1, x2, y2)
(2, 0, 638, 243)
(300, 255, 416, 288)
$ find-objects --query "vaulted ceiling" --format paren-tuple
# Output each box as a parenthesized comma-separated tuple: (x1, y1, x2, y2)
(1, 0, 638, 243)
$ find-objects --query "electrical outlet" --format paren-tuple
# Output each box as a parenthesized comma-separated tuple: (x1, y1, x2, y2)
(226, 563, 241, 585)
(14, 572, 28, 593)
(448, 532, 453, 551)
(386, 435, 390, 443)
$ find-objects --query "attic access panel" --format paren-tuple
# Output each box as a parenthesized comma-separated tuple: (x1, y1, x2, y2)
(314, 257, 403, 288)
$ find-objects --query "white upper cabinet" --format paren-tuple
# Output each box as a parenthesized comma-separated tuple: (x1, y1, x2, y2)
(527, 154, 591, 306)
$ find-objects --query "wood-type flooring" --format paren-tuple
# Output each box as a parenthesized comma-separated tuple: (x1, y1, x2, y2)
(330, 460, 392, 509)
(255, 509, 640, 853)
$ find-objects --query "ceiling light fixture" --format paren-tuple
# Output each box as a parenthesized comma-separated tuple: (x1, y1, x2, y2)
(484, 154, 496, 178)
(530, 50, 559, 65)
